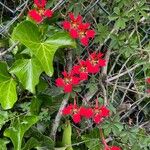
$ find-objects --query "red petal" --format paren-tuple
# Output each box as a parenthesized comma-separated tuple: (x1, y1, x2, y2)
(93, 114, 103, 124)
(80, 107, 93, 118)
(72, 65, 80, 74)
(62, 21, 71, 30)
(111, 146, 121, 150)
(44, 9, 53, 17)
(62, 105, 72, 115)
(72, 77, 80, 85)
(72, 113, 81, 123)
(55, 78, 64, 87)
(78, 23, 90, 30)
(80, 72, 88, 80)
(99, 59, 106, 67)
(80, 37, 89, 46)
(86, 62, 100, 73)
(34, 0, 46, 8)
(90, 52, 97, 59)
(69, 12, 75, 21)
(70, 29, 78, 39)
(86, 30, 95, 38)
(64, 84, 73, 93)
(28, 10, 43, 23)
(146, 77, 150, 84)
(76, 14, 83, 23)
(62, 71, 68, 77)
(97, 52, 103, 58)
(101, 106, 110, 117)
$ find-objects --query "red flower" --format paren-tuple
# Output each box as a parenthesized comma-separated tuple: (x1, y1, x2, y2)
(72, 60, 89, 81)
(34, 0, 47, 8)
(86, 52, 106, 73)
(62, 13, 95, 46)
(55, 71, 79, 93)
(28, 0, 53, 23)
(62, 12, 82, 30)
(62, 102, 81, 123)
(92, 99, 110, 124)
(79, 107, 93, 119)
(77, 23, 95, 46)
(146, 77, 150, 84)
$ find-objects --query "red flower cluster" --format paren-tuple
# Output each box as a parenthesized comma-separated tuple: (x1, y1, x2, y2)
(62, 99, 110, 124)
(28, 0, 53, 23)
(55, 71, 79, 93)
(56, 52, 106, 93)
(62, 13, 95, 46)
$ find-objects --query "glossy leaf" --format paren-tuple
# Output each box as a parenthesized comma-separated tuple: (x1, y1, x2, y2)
(0, 62, 17, 110)
(12, 21, 76, 76)
(10, 58, 43, 93)
(4, 115, 38, 150)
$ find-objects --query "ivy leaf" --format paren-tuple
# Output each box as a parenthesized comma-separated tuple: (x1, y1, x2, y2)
(4, 115, 39, 150)
(10, 58, 43, 93)
(12, 21, 76, 76)
(0, 62, 17, 110)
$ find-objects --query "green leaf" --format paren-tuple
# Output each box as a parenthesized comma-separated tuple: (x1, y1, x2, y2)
(115, 18, 126, 29)
(0, 138, 9, 150)
(30, 97, 42, 115)
(82, 128, 102, 150)
(0, 110, 8, 129)
(12, 21, 76, 76)
(24, 127, 54, 150)
(22, 137, 40, 150)
(62, 121, 73, 150)
(4, 115, 39, 150)
(95, 24, 109, 43)
(10, 58, 43, 93)
(0, 62, 17, 110)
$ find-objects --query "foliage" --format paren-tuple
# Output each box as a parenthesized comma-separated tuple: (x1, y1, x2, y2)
(0, 0, 149, 150)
